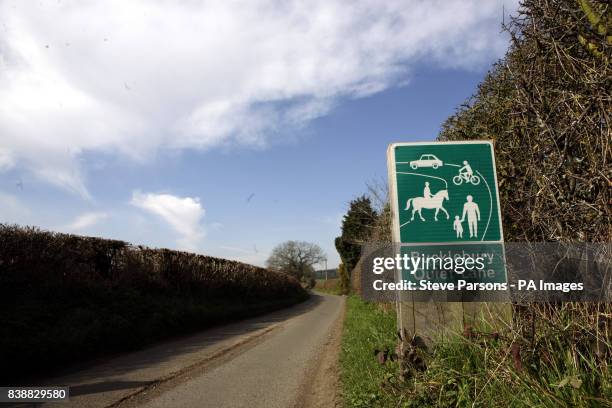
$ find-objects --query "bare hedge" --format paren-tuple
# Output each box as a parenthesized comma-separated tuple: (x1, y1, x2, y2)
(438, 0, 611, 243)
(0, 224, 307, 380)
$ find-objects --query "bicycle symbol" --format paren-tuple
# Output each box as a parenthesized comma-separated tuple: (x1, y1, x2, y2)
(453, 172, 480, 186)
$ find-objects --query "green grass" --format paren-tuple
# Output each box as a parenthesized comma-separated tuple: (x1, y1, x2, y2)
(339, 298, 611, 407)
(340, 295, 398, 407)
(393, 305, 611, 407)
(414, 315, 611, 407)
(396, 336, 611, 407)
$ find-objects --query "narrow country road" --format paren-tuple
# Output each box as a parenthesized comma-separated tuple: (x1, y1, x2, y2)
(41, 293, 345, 408)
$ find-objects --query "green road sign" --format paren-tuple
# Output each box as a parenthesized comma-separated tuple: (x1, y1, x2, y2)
(387, 141, 504, 244)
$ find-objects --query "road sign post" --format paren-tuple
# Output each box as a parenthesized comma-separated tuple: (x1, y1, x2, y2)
(387, 141, 508, 343)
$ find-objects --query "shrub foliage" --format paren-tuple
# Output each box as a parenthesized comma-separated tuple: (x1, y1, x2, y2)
(439, 0, 610, 242)
(335, 195, 378, 275)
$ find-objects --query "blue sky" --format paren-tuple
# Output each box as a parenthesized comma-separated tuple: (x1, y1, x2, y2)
(0, 0, 517, 267)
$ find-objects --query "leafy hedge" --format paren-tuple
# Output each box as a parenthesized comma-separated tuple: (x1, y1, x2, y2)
(0, 224, 308, 380)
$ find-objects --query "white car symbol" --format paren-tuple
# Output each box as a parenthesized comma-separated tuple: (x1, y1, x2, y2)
(410, 154, 443, 169)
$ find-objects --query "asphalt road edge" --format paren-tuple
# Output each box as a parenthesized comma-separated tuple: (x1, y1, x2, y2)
(110, 323, 283, 408)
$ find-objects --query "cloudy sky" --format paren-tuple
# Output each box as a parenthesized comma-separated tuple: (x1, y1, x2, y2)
(0, 0, 517, 266)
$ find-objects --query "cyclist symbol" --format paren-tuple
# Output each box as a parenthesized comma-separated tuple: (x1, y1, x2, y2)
(453, 160, 481, 186)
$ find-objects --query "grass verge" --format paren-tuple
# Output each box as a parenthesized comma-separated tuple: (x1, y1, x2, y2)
(396, 304, 612, 407)
(339, 298, 611, 407)
(339, 295, 398, 407)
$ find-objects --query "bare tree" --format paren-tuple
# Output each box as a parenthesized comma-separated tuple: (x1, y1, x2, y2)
(266, 240, 326, 281)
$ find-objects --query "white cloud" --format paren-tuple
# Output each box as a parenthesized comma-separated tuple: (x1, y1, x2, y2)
(60, 211, 108, 232)
(0, 0, 517, 196)
(130, 191, 205, 251)
(0, 191, 30, 222)
(0, 149, 15, 171)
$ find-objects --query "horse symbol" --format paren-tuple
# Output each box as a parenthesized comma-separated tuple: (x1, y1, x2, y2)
(404, 190, 450, 222)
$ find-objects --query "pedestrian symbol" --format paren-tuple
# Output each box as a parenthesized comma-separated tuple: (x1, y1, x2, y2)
(387, 141, 503, 244)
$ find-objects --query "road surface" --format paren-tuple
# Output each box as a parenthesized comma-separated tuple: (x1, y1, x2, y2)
(40, 293, 344, 408)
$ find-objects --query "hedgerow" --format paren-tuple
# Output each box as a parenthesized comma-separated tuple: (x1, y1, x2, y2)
(0, 224, 307, 380)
